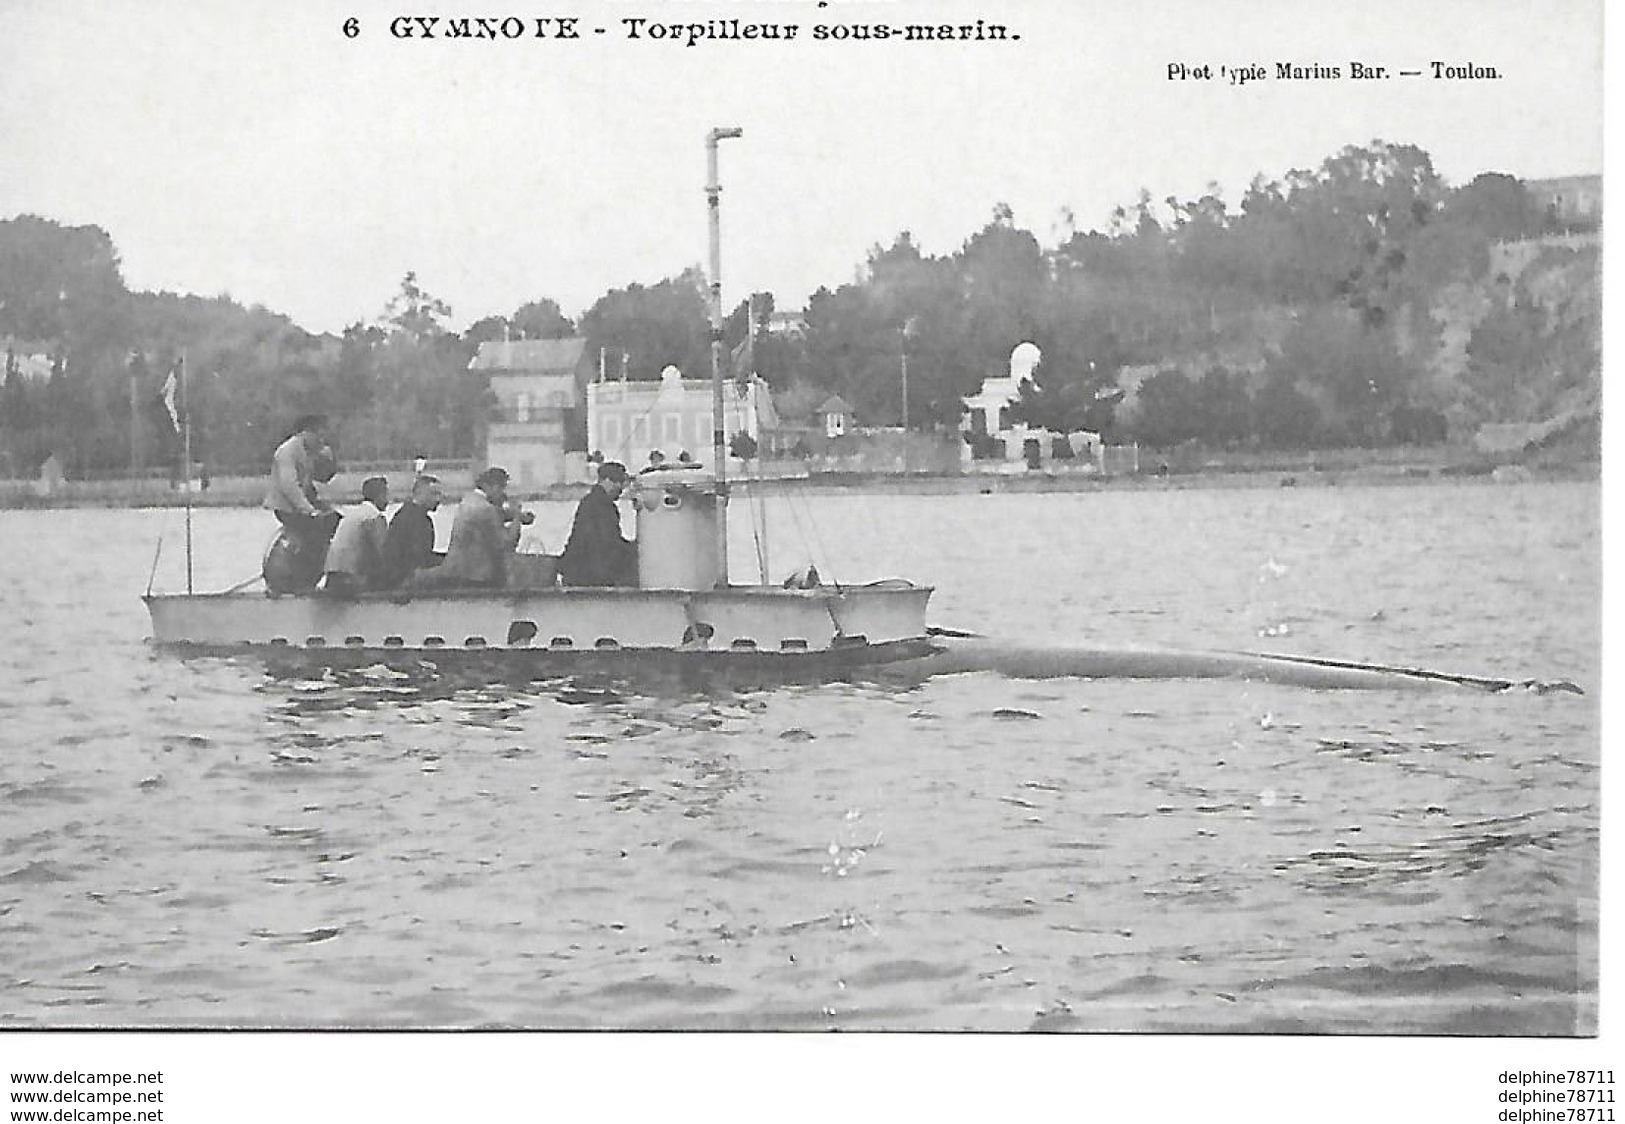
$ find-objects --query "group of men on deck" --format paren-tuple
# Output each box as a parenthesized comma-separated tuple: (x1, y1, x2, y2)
(317, 472, 446, 595)
(263, 414, 635, 595)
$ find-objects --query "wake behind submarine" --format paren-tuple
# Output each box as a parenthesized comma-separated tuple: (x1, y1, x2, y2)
(888, 628, 1584, 694)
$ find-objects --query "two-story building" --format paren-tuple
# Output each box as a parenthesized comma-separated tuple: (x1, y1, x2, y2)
(1524, 174, 1602, 229)
(468, 337, 592, 491)
(586, 365, 775, 471)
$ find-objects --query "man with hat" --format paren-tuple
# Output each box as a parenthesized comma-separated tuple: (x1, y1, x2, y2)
(263, 413, 341, 591)
(423, 465, 525, 588)
(559, 460, 635, 587)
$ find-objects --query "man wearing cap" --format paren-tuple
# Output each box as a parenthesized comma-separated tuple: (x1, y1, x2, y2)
(424, 466, 524, 588)
(322, 476, 391, 596)
(263, 413, 341, 591)
(560, 460, 635, 587)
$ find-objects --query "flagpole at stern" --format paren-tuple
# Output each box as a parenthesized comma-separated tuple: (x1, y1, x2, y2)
(180, 354, 192, 594)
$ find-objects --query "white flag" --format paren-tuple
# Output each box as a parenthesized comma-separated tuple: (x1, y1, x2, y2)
(160, 366, 180, 433)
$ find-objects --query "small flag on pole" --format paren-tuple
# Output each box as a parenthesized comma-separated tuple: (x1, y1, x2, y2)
(160, 360, 182, 433)
(730, 295, 758, 381)
(728, 336, 754, 382)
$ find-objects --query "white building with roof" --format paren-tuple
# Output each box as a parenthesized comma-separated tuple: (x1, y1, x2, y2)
(961, 342, 1043, 466)
(468, 337, 590, 490)
(818, 395, 853, 438)
(1523, 173, 1602, 226)
(587, 366, 774, 472)
(960, 342, 1107, 471)
(3, 338, 57, 381)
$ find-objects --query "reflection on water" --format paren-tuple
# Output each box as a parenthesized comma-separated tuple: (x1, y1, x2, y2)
(0, 481, 1600, 1031)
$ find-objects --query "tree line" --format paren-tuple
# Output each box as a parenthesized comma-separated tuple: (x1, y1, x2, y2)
(0, 139, 1598, 477)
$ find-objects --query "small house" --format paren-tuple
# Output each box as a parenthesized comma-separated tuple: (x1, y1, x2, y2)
(819, 395, 854, 439)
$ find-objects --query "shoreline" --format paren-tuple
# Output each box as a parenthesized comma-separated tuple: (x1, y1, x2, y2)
(0, 458, 1598, 510)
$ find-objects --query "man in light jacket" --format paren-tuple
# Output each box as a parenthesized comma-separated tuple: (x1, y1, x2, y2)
(420, 466, 523, 588)
(322, 476, 391, 596)
(263, 414, 340, 590)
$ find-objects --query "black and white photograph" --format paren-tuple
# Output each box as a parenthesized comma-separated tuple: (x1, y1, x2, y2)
(0, 0, 1610, 1116)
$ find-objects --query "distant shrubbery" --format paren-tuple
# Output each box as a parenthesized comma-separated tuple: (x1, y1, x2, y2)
(0, 141, 1599, 477)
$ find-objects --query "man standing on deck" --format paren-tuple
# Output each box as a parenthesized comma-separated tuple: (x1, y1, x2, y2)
(380, 474, 444, 588)
(264, 414, 341, 591)
(559, 460, 635, 587)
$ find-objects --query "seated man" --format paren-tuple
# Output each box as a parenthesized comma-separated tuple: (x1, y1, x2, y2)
(380, 474, 444, 588)
(322, 476, 391, 596)
(559, 461, 635, 587)
(416, 466, 522, 589)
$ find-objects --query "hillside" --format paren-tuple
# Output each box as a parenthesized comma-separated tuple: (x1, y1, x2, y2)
(1118, 228, 1601, 463)
(1439, 235, 1600, 463)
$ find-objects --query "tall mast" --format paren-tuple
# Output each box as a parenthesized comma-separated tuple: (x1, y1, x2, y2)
(705, 126, 742, 588)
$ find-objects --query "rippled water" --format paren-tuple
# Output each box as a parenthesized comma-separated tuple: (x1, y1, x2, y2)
(0, 481, 1599, 1031)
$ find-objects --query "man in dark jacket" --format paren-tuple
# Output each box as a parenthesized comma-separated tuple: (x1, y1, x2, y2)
(380, 474, 443, 588)
(559, 461, 635, 587)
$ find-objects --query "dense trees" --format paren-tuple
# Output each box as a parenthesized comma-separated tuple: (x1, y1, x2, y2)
(578, 270, 710, 383)
(0, 141, 1600, 477)
(755, 141, 1589, 451)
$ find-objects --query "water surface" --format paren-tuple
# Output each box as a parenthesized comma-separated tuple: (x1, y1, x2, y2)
(0, 481, 1599, 1031)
